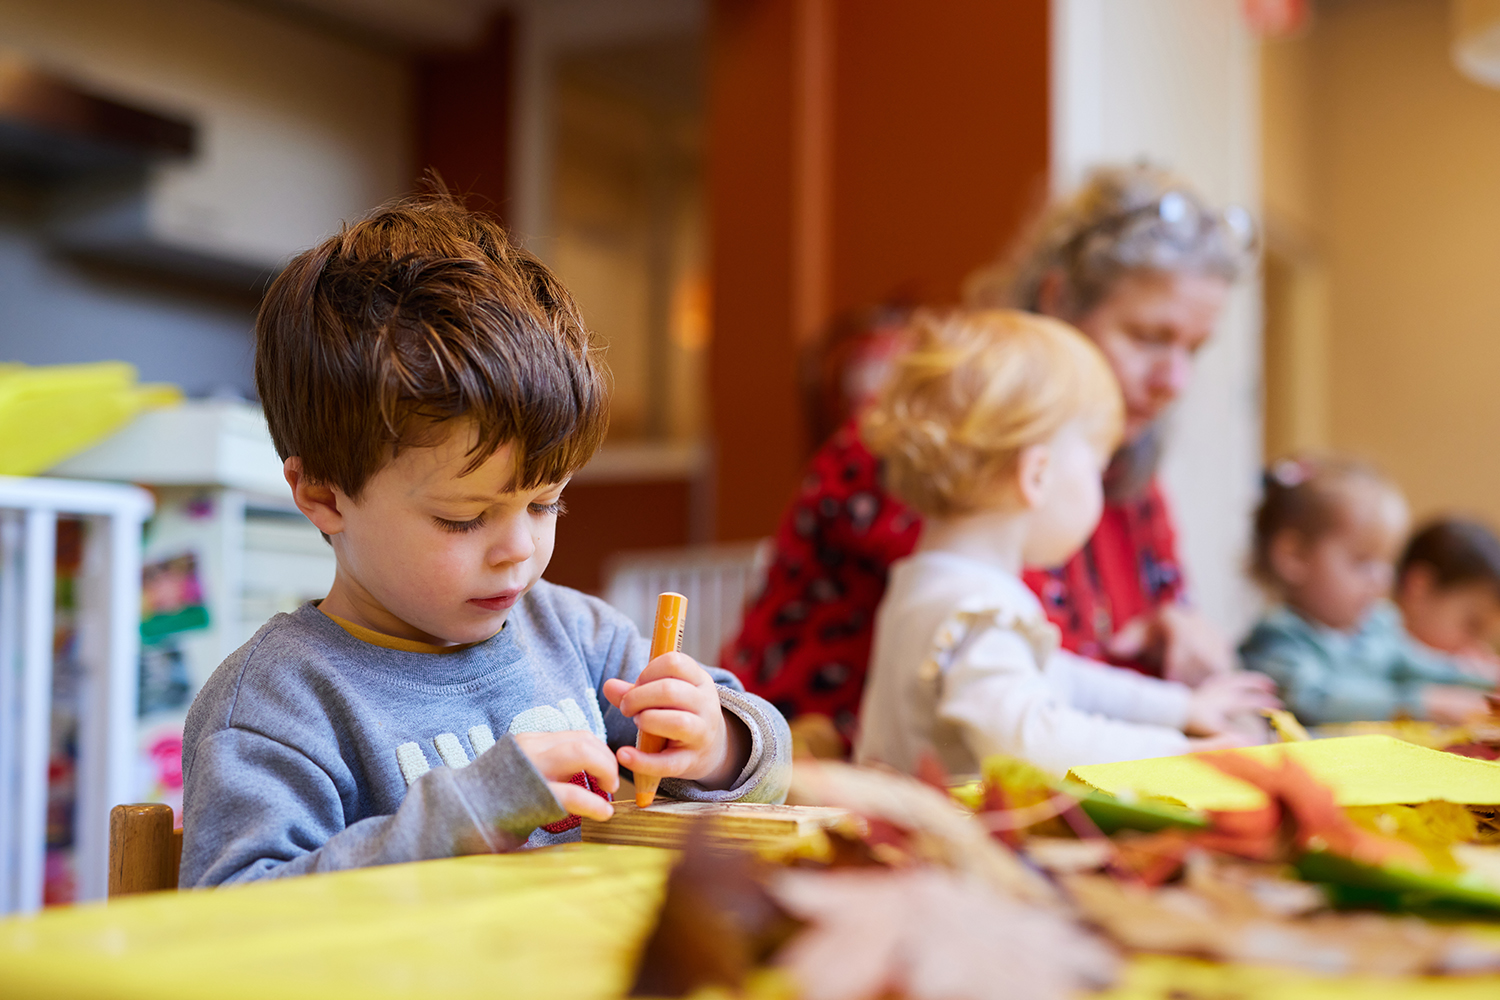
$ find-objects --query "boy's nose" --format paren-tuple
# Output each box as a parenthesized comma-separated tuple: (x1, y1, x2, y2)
(487, 515, 536, 566)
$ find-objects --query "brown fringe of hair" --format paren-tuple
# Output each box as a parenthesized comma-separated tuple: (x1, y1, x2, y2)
(255, 190, 609, 498)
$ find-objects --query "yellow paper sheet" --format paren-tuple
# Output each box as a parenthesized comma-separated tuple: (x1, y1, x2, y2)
(1067, 735, 1500, 813)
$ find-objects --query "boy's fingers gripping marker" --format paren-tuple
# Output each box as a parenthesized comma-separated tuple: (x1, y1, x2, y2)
(635, 592, 687, 808)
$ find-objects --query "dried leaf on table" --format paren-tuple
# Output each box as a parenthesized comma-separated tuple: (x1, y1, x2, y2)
(1197, 753, 1425, 868)
(628, 828, 800, 998)
(1063, 853, 1500, 977)
(1471, 804, 1500, 843)
(789, 760, 1059, 905)
(1344, 801, 1478, 871)
(1262, 708, 1310, 742)
(1022, 836, 1115, 876)
(768, 867, 1118, 1000)
(976, 755, 1073, 841)
(1108, 828, 1196, 887)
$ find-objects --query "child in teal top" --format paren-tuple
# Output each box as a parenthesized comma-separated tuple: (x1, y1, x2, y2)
(1239, 457, 1493, 725)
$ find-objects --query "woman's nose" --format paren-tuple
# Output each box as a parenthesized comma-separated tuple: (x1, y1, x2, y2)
(1147, 347, 1194, 399)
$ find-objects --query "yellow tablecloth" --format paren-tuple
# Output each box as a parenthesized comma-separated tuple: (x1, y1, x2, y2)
(0, 844, 672, 1000)
(1067, 735, 1500, 812)
(2, 836, 1498, 999)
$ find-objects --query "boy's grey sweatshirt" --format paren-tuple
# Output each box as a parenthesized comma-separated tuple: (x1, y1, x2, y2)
(179, 581, 792, 887)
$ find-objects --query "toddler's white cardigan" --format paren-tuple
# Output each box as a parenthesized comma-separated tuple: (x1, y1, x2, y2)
(855, 550, 1193, 778)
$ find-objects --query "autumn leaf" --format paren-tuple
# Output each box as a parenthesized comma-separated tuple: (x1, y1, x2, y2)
(629, 827, 799, 997)
(1196, 752, 1425, 868)
(1064, 854, 1500, 977)
(789, 760, 1059, 905)
(769, 867, 1118, 1000)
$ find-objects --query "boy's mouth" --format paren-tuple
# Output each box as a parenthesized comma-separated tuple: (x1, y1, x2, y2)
(469, 590, 521, 612)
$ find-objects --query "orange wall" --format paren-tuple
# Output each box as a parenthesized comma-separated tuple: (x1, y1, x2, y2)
(708, 0, 1050, 542)
(708, 0, 805, 542)
(415, 16, 515, 220)
(830, 0, 1050, 313)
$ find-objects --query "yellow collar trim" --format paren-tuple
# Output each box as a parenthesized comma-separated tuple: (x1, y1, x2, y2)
(320, 609, 490, 655)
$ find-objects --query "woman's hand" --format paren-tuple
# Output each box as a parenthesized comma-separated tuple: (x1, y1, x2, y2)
(512, 731, 619, 821)
(603, 653, 751, 791)
(1184, 671, 1281, 736)
(1109, 604, 1235, 686)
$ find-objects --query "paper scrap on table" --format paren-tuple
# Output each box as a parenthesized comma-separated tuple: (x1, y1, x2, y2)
(1066, 735, 1500, 813)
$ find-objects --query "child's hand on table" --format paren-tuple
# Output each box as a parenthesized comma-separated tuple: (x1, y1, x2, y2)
(513, 731, 619, 821)
(1187, 732, 1258, 752)
(1455, 650, 1500, 684)
(603, 652, 751, 792)
(1421, 684, 1493, 725)
(1185, 671, 1281, 736)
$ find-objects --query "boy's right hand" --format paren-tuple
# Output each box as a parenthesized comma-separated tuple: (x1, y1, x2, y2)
(1184, 671, 1281, 736)
(1421, 685, 1493, 725)
(513, 731, 618, 822)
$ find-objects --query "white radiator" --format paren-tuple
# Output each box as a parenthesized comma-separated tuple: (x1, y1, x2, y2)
(0, 476, 153, 914)
(601, 540, 772, 668)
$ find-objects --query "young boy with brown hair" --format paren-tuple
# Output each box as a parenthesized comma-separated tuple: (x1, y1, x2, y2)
(178, 195, 790, 887)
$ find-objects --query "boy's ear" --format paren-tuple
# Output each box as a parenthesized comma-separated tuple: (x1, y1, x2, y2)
(285, 457, 345, 535)
(1015, 443, 1052, 510)
(1268, 528, 1309, 588)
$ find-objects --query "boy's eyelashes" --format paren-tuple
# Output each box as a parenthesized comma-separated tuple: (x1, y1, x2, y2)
(433, 513, 488, 534)
(430, 498, 567, 534)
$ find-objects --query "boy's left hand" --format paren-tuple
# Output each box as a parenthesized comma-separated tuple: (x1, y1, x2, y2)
(603, 652, 750, 791)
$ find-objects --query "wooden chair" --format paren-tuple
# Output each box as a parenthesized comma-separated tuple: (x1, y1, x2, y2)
(108, 803, 182, 897)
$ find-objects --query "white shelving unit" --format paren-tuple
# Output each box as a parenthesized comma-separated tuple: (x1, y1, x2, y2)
(48, 401, 336, 828)
(0, 476, 153, 914)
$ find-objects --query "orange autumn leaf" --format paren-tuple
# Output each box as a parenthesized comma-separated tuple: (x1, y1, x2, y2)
(1197, 752, 1424, 868)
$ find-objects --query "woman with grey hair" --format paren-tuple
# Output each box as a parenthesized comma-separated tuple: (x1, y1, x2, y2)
(723, 163, 1257, 749)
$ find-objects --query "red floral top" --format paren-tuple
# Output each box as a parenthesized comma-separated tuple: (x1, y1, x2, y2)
(721, 421, 1187, 742)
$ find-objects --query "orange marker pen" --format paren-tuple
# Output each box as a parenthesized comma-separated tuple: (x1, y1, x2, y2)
(634, 591, 687, 808)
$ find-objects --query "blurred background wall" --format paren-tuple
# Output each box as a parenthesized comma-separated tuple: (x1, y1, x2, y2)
(0, 0, 412, 397)
(1263, 0, 1500, 532)
(1054, 0, 1261, 638)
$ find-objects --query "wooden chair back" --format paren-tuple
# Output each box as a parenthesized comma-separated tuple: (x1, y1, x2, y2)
(108, 803, 182, 897)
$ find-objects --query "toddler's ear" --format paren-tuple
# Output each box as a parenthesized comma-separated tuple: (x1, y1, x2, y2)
(285, 457, 345, 535)
(1015, 442, 1052, 510)
(1267, 528, 1310, 587)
